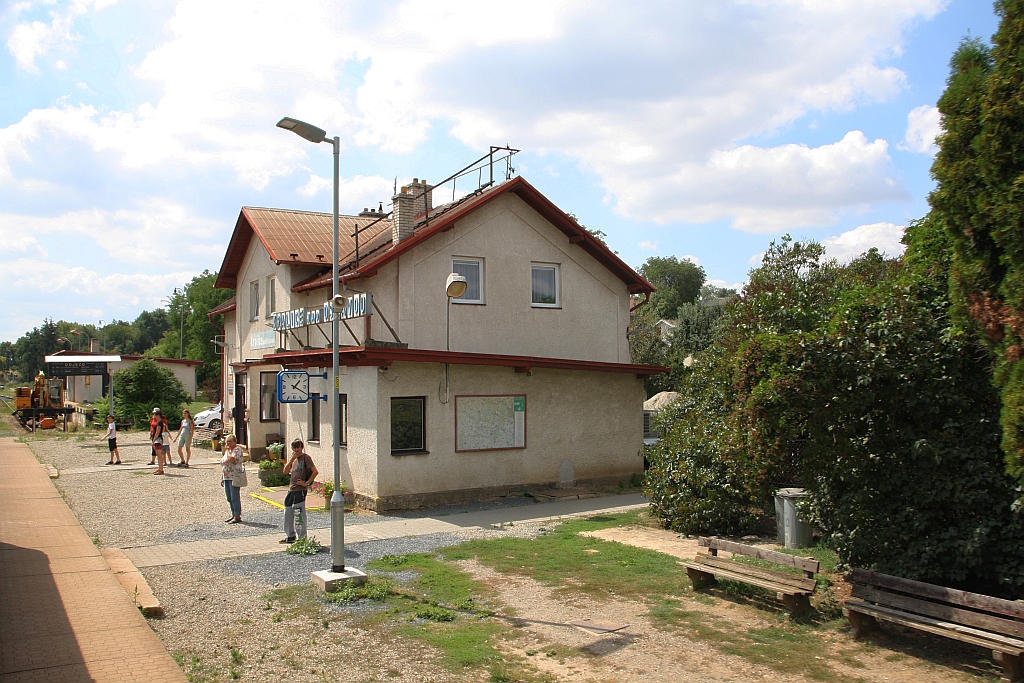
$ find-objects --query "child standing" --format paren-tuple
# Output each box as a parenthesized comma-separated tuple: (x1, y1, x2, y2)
(101, 414, 121, 465)
(175, 409, 193, 468)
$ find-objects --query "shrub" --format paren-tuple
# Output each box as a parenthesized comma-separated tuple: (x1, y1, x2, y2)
(97, 359, 190, 428)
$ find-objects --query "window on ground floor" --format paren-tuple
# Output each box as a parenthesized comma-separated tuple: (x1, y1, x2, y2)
(391, 396, 425, 454)
(309, 393, 321, 442)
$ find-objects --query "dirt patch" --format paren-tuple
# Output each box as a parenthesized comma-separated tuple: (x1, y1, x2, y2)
(456, 552, 999, 683)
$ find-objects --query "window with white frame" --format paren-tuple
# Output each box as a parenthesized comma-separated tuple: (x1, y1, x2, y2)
(531, 263, 559, 307)
(452, 258, 483, 304)
(259, 372, 279, 421)
(250, 281, 259, 321)
(266, 276, 276, 317)
(309, 393, 321, 442)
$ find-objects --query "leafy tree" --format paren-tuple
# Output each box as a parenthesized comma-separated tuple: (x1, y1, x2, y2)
(97, 358, 189, 427)
(930, 6, 1024, 487)
(152, 271, 233, 389)
(639, 256, 706, 321)
(13, 319, 60, 378)
(132, 309, 170, 352)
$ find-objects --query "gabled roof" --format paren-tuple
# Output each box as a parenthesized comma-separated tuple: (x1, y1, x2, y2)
(215, 208, 392, 289)
(291, 176, 655, 295)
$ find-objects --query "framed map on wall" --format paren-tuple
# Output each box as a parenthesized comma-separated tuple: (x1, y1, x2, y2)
(455, 395, 526, 452)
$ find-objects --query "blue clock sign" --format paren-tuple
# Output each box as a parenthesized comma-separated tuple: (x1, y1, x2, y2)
(276, 370, 328, 403)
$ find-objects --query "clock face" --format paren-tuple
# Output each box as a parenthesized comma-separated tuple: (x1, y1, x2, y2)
(278, 372, 310, 403)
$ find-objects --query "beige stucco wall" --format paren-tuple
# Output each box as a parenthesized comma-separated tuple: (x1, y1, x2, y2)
(373, 361, 644, 500)
(283, 365, 380, 497)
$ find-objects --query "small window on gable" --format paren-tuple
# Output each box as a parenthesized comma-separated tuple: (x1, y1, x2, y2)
(452, 258, 483, 304)
(531, 263, 559, 308)
(266, 276, 276, 317)
(250, 281, 260, 321)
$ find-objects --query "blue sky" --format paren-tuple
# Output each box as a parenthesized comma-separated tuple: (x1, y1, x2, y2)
(0, 0, 1001, 342)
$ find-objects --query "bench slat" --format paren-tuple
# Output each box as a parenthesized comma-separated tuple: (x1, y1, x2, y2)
(681, 561, 810, 597)
(850, 569, 1024, 620)
(699, 537, 819, 575)
(845, 599, 1024, 654)
(694, 554, 817, 592)
(852, 585, 1024, 640)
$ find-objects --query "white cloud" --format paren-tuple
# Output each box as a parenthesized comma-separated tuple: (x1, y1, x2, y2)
(4, 257, 192, 307)
(6, 1, 116, 72)
(0, 200, 226, 267)
(298, 174, 393, 208)
(638, 240, 659, 251)
(901, 104, 941, 155)
(0, 0, 940, 231)
(822, 221, 906, 262)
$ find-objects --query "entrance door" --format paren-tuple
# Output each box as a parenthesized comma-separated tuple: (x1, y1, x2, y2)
(234, 372, 247, 446)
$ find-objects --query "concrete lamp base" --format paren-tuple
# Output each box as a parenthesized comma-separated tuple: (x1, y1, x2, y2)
(311, 568, 368, 592)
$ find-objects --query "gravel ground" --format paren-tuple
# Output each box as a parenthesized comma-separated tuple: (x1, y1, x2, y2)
(142, 561, 468, 683)
(32, 431, 560, 549)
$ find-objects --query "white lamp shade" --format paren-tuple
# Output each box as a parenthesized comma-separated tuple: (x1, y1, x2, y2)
(446, 273, 468, 298)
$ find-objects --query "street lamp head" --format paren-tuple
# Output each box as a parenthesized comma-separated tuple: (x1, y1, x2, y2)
(446, 273, 468, 298)
(277, 117, 328, 144)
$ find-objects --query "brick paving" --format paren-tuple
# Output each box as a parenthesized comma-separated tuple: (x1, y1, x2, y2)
(0, 438, 187, 683)
(122, 494, 649, 568)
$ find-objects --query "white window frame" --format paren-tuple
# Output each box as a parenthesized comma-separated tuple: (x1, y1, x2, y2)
(452, 257, 484, 304)
(250, 281, 259, 321)
(530, 263, 560, 308)
(265, 276, 276, 318)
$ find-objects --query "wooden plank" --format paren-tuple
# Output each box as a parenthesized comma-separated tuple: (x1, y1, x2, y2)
(852, 585, 1024, 639)
(681, 562, 809, 597)
(693, 554, 817, 592)
(845, 599, 1024, 653)
(850, 569, 1024, 620)
(699, 537, 819, 575)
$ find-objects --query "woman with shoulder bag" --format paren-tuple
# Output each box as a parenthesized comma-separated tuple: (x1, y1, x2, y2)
(220, 435, 245, 523)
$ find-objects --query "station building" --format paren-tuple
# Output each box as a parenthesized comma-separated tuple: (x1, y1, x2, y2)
(211, 175, 664, 510)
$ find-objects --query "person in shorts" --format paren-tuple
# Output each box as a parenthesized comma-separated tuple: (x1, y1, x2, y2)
(101, 414, 121, 465)
(151, 408, 168, 474)
(174, 409, 193, 467)
(280, 440, 318, 544)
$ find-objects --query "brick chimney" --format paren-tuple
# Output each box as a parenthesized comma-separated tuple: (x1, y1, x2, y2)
(392, 178, 433, 244)
(407, 178, 432, 217)
(392, 186, 414, 243)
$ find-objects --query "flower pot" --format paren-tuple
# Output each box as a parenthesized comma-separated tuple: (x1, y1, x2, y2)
(258, 465, 284, 485)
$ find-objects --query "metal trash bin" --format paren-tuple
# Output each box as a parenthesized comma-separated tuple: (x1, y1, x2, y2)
(774, 488, 813, 549)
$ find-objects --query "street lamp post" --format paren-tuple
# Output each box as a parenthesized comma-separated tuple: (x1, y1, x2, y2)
(444, 274, 467, 401)
(175, 288, 188, 359)
(277, 116, 348, 578)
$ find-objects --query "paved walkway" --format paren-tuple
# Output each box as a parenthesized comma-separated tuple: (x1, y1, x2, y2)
(0, 438, 186, 683)
(123, 493, 649, 568)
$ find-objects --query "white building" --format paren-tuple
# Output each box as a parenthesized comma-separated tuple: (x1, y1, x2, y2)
(212, 175, 665, 510)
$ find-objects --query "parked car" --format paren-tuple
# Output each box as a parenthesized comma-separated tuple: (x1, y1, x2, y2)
(193, 403, 222, 430)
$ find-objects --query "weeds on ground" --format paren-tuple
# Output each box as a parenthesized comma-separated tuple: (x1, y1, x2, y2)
(172, 651, 221, 683)
(285, 536, 322, 555)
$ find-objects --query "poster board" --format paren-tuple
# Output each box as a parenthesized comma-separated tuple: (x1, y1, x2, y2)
(455, 394, 526, 452)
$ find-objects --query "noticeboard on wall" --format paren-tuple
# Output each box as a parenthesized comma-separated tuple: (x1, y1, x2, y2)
(455, 394, 526, 452)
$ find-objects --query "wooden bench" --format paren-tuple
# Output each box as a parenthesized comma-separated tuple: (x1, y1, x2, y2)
(845, 568, 1024, 681)
(682, 537, 820, 614)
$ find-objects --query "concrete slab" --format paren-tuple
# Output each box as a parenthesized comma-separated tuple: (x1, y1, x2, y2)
(311, 567, 367, 592)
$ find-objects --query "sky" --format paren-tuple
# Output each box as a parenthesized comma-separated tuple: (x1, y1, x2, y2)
(0, 0, 1002, 342)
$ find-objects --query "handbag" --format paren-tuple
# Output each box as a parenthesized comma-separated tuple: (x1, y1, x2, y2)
(231, 453, 248, 487)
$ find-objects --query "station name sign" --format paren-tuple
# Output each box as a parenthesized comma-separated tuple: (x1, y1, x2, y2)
(272, 292, 373, 332)
(47, 361, 107, 377)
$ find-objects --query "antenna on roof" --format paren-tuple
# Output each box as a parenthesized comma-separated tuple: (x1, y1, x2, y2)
(394, 177, 397, 194)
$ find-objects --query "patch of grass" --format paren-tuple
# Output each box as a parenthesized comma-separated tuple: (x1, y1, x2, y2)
(368, 553, 492, 608)
(442, 511, 687, 601)
(173, 651, 220, 683)
(286, 536, 322, 555)
(230, 648, 243, 665)
(398, 621, 506, 669)
(91, 534, 100, 546)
